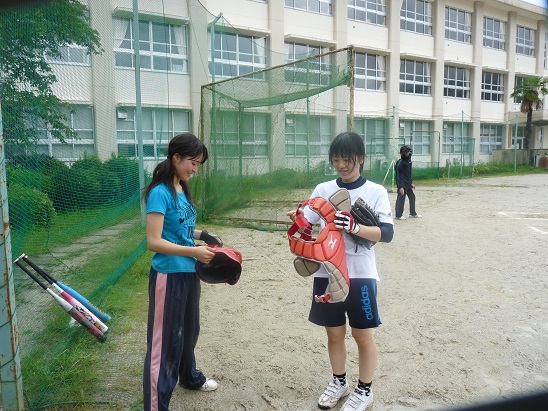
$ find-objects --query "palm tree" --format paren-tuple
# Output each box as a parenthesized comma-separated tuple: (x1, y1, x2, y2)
(510, 76, 548, 153)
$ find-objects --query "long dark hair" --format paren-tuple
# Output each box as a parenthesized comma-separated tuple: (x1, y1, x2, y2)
(142, 133, 208, 205)
(329, 131, 365, 173)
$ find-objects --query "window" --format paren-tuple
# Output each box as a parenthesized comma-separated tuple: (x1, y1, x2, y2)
(445, 7, 471, 43)
(212, 112, 269, 158)
(480, 124, 503, 154)
(209, 32, 266, 79)
(46, 44, 91, 65)
(516, 25, 535, 56)
(514, 76, 525, 104)
(347, 0, 386, 26)
(117, 108, 190, 158)
(285, 0, 332, 15)
(36, 106, 95, 160)
(285, 114, 332, 157)
(354, 118, 388, 154)
(444, 66, 470, 99)
(399, 121, 431, 155)
(443, 122, 471, 154)
(400, 0, 432, 35)
(285, 42, 330, 85)
(544, 33, 548, 70)
(511, 126, 525, 149)
(483, 17, 505, 50)
(354, 52, 386, 91)
(400, 59, 431, 95)
(481, 71, 504, 102)
(113, 18, 188, 73)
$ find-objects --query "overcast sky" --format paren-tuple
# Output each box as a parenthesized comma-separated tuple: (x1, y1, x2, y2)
(523, 0, 547, 8)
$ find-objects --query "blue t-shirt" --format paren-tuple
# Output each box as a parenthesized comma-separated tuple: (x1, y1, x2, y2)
(146, 182, 197, 273)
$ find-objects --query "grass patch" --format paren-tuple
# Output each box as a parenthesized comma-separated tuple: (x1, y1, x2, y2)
(20, 220, 147, 410)
(12, 200, 141, 257)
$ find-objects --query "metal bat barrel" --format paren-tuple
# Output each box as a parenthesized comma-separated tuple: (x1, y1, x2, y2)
(21, 254, 112, 323)
(14, 258, 107, 343)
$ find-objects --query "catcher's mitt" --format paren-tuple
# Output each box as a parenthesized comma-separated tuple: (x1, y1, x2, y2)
(349, 197, 380, 249)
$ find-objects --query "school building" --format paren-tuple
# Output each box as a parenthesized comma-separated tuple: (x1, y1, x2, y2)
(44, 0, 548, 170)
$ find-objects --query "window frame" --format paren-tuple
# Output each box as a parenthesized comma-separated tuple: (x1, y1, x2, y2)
(211, 111, 270, 159)
(116, 107, 191, 159)
(399, 59, 431, 95)
(444, 65, 470, 99)
(443, 122, 471, 155)
(481, 71, 504, 102)
(483, 17, 505, 50)
(445, 6, 472, 44)
(36, 105, 95, 161)
(46, 43, 91, 66)
(209, 31, 267, 79)
(399, 120, 432, 155)
(284, 42, 331, 86)
(400, 0, 432, 35)
(285, 114, 333, 158)
(516, 25, 535, 57)
(284, 0, 332, 15)
(113, 17, 189, 73)
(354, 118, 389, 155)
(354, 52, 386, 91)
(347, 0, 386, 26)
(480, 123, 503, 154)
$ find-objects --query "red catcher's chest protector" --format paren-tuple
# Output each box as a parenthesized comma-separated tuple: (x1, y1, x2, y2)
(287, 189, 352, 303)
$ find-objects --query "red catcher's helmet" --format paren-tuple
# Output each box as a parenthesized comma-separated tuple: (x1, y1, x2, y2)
(195, 246, 242, 285)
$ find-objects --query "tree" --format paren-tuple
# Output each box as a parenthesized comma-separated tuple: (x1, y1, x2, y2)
(0, 0, 101, 145)
(510, 76, 548, 152)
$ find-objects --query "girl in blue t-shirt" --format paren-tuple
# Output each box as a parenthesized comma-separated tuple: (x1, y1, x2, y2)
(142, 133, 223, 411)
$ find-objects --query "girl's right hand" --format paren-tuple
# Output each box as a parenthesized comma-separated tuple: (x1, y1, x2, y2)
(287, 210, 297, 222)
(194, 246, 215, 264)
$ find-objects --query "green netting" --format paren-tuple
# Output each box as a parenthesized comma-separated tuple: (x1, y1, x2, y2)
(199, 47, 353, 225)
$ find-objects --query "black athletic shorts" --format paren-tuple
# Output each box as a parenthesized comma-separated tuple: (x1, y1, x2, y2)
(308, 277, 381, 329)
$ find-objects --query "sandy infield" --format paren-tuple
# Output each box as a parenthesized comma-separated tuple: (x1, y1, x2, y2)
(169, 173, 548, 411)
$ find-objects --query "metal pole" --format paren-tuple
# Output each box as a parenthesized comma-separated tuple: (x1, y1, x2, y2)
(133, 0, 145, 224)
(0, 101, 25, 410)
(461, 110, 464, 176)
(349, 47, 355, 132)
(210, 13, 222, 174)
(514, 113, 518, 172)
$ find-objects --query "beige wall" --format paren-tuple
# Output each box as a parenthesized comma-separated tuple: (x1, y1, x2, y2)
(50, 0, 548, 165)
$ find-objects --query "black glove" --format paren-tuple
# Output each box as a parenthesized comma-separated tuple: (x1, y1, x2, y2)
(334, 211, 360, 235)
(348, 198, 381, 250)
(199, 230, 223, 246)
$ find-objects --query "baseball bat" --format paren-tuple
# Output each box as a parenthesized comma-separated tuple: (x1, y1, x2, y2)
(16, 255, 109, 333)
(20, 254, 111, 323)
(14, 258, 106, 343)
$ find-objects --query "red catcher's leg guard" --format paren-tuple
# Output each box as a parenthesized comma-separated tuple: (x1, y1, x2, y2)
(287, 189, 352, 303)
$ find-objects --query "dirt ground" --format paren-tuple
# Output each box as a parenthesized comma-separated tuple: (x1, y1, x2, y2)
(164, 173, 548, 411)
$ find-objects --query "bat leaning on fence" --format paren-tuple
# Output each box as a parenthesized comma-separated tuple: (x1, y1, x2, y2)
(20, 253, 111, 323)
(14, 256, 107, 343)
(15, 254, 109, 334)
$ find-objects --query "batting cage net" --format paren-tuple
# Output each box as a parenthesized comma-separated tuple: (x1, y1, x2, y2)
(199, 47, 355, 228)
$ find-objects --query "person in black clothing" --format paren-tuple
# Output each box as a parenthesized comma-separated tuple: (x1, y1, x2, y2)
(395, 145, 422, 220)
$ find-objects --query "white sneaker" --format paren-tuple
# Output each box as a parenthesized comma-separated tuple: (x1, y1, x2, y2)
(396, 216, 406, 220)
(409, 214, 422, 218)
(199, 378, 218, 392)
(341, 386, 373, 411)
(318, 377, 350, 409)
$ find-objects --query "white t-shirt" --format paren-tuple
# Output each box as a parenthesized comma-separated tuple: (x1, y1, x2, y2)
(303, 177, 393, 281)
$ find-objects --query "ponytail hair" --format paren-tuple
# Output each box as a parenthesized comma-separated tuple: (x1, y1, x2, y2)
(142, 133, 208, 205)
